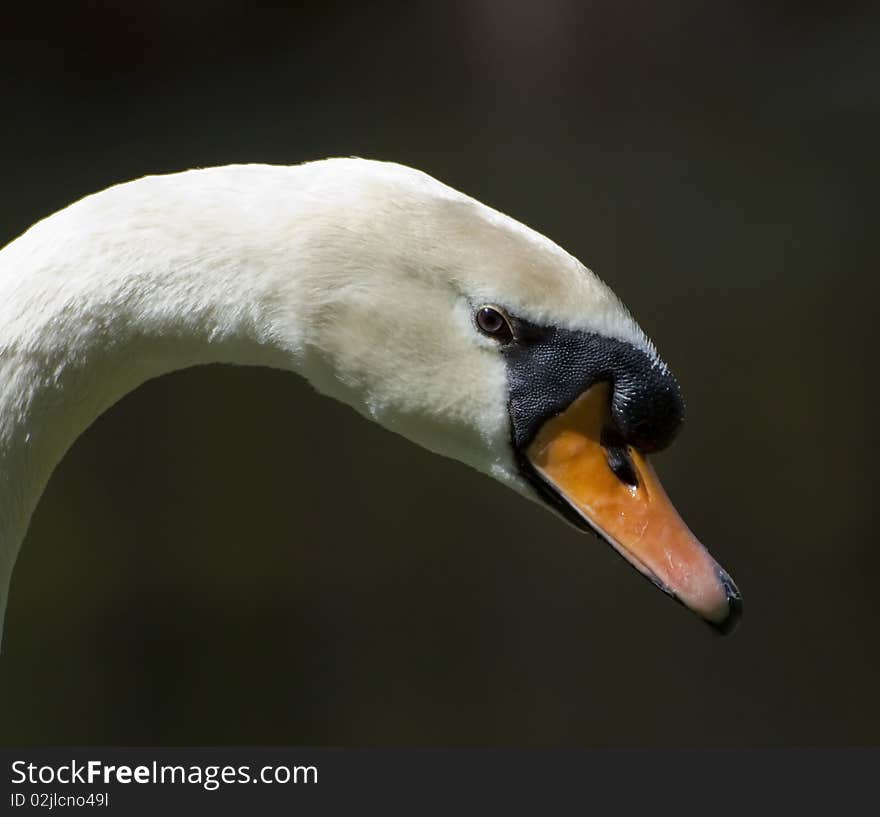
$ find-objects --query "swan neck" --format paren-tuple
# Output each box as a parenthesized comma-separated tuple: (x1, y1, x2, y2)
(0, 166, 313, 639)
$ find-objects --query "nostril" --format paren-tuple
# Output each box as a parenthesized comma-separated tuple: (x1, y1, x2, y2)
(600, 427, 639, 488)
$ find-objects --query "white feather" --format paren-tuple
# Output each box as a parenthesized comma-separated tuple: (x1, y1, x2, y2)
(0, 158, 655, 639)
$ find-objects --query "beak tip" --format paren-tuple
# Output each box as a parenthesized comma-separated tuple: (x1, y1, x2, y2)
(706, 569, 743, 636)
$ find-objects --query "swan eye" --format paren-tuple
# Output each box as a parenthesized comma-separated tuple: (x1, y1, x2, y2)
(475, 306, 513, 342)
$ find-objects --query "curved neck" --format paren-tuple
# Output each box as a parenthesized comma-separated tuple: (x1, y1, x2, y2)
(0, 165, 326, 637)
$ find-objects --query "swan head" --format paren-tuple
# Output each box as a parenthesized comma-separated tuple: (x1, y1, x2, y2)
(264, 158, 741, 633)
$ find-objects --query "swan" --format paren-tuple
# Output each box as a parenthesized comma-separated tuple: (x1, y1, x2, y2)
(0, 158, 741, 645)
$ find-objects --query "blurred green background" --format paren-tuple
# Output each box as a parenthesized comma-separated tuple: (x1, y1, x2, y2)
(1, 1, 878, 744)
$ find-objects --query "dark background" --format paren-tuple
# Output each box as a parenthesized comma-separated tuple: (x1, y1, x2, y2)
(1, 1, 877, 744)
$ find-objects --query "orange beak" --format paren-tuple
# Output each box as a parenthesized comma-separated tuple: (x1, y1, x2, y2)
(526, 383, 741, 633)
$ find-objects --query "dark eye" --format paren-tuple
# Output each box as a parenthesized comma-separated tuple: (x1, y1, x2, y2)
(475, 306, 513, 343)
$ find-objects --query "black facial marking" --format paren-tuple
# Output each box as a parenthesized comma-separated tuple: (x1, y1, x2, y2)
(501, 315, 685, 455)
(495, 314, 684, 530)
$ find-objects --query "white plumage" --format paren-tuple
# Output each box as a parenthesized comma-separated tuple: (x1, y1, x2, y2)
(0, 158, 672, 640)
